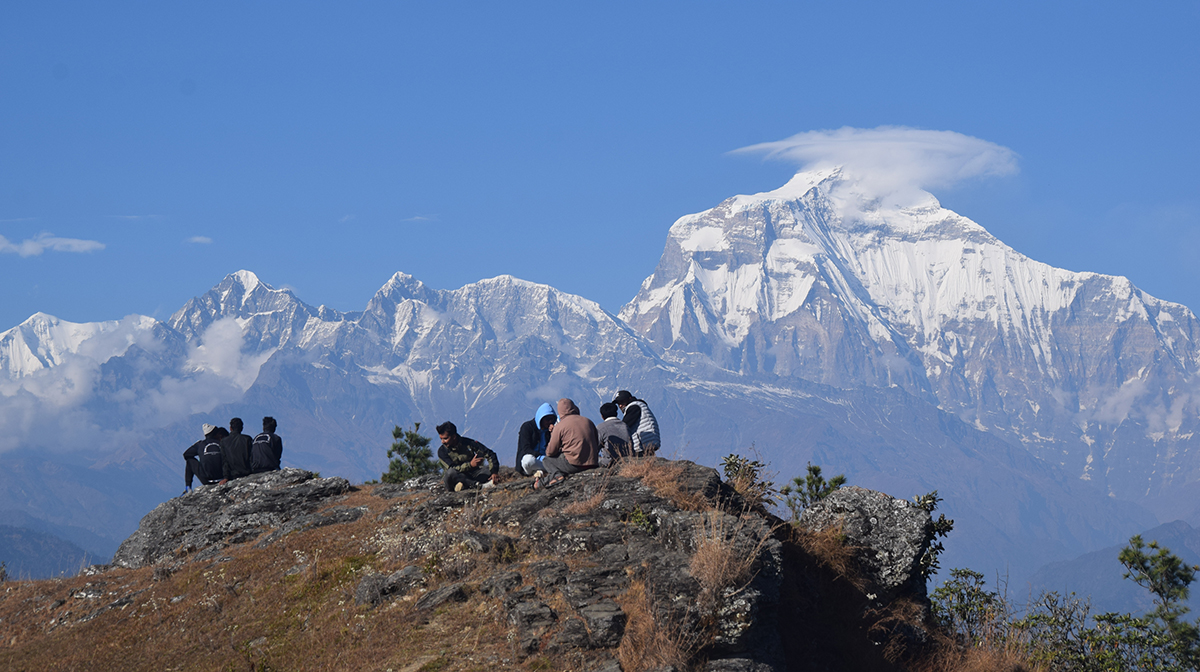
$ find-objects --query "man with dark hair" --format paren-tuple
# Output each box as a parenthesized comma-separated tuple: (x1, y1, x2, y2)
(437, 422, 499, 492)
(516, 402, 557, 476)
(251, 416, 284, 473)
(219, 417, 253, 483)
(613, 390, 660, 456)
(596, 402, 632, 466)
(182, 423, 227, 494)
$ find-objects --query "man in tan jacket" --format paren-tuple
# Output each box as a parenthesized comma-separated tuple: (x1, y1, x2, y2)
(537, 398, 599, 489)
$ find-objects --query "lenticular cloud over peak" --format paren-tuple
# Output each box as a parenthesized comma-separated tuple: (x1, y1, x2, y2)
(735, 126, 1019, 199)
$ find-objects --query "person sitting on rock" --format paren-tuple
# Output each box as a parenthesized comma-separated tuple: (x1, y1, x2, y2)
(251, 416, 284, 473)
(596, 402, 632, 467)
(219, 417, 254, 484)
(182, 423, 227, 494)
(516, 402, 557, 476)
(437, 421, 499, 491)
(537, 398, 599, 489)
(613, 390, 660, 457)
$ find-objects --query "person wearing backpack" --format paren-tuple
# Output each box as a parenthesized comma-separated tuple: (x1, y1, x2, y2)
(182, 423, 227, 494)
(596, 402, 632, 466)
(219, 417, 254, 483)
(250, 416, 284, 473)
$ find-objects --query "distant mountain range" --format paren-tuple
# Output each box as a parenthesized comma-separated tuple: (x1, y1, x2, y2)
(3, 168, 1197, 590)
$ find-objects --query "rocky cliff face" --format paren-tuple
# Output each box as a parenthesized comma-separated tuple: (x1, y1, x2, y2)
(1, 463, 940, 671)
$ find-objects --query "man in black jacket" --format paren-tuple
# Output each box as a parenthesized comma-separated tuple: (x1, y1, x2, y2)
(219, 417, 254, 483)
(437, 421, 499, 491)
(182, 423, 226, 494)
(251, 416, 284, 473)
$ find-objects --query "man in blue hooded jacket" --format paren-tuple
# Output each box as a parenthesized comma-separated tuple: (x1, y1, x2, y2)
(515, 402, 556, 476)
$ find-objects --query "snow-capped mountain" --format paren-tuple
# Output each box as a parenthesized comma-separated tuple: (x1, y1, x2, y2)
(622, 168, 1200, 518)
(1, 171, 1193, 586)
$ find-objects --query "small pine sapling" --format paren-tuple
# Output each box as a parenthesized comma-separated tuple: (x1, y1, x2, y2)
(720, 453, 777, 509)
(380, 422, 441, 483)
(780, 462, 846, 521)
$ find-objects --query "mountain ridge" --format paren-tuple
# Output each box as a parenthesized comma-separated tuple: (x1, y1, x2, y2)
(0, 171, 1190, 589)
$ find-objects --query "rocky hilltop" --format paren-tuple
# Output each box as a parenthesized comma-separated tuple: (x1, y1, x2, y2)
(0, 462, 945, 671)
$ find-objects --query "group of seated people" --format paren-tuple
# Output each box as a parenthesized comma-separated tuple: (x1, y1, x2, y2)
(437, 390, 660, 491)
(181, 416, 284, 494)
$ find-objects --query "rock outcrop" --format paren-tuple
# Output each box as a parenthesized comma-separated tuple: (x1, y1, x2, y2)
(3, 460, 939, 671)
(112, 469, 355, 568)
(798, 485, 933, 603)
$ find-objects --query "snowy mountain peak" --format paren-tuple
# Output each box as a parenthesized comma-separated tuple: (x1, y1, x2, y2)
(231, 270, 261, 293)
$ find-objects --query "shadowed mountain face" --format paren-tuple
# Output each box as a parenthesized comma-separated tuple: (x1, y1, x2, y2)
(0, 171, 1194, 587)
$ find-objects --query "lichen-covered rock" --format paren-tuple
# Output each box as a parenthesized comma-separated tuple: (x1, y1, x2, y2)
(112, 469, 352, 568)
(798, 485, 933, 602)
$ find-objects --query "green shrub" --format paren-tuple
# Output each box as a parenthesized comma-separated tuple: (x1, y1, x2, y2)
(380, 422, 441, 483)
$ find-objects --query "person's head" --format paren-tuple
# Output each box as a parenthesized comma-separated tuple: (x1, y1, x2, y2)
(263, 416, 277, 433)
(436, 421, 458, 446)
(612, 390, 635, 409)
(599, 402, 619, 420)
(556, 398, 580, 417)
(230, 417, 244, 433)
(535, 402, 557, 432)
(213, 427, 229, 440)
(202, 423, 217, 437)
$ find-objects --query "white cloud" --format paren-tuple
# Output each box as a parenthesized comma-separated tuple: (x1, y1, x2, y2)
(403, 215, 436, 222)
(339, 214, 355, 224)
(734, 126, 1019, 197)
(186, 236, 213, 244)
(0, 233, 105, 257)
(0, 316, 272, 453)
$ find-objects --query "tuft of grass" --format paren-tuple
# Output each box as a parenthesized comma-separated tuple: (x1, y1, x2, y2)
(615, 580, 701, 672)
(688, 513, 760, 601)
(795, 524, 861, 587)
(618, 459, 706, 511)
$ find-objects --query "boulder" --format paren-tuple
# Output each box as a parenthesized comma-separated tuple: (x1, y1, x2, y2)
(798, 485, 933, 602)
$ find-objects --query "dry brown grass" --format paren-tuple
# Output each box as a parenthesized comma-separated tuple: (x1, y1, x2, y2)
(617, 459, 707, 511)
(793, 523, 862, 587)
(615, 580, 701, 672)
(0, 488, 539, 672)
(688, 513, 760, 600)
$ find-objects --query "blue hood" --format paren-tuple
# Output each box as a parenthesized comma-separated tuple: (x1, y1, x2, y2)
(534, 402, 557, 427)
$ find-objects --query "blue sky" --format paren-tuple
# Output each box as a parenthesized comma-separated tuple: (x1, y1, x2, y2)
(2, 1, 1198, 329)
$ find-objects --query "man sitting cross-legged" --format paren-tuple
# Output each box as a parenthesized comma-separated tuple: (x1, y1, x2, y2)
(437, 421, 499, 492)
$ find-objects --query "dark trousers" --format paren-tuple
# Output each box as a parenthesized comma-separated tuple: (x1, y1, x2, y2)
(443, 466, 492, 491)
(185, 458, 218, 488)
(541, 455, 594, 481)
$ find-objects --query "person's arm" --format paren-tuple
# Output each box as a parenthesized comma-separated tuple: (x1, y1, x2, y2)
(623, 405, 641, 431)
(221, 439, 232, 480)
(474, 440, 500, 476)
(183, 439, 203, 460)
(274, 435, 283, 463)
(516, 422, 536, 468)
(545, 425, 563, 458)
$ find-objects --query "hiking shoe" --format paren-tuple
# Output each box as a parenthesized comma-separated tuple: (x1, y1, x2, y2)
(481, 480, 495, 489)
(454, 482, 465, 492)
(533, 470, 544, 480)
(181, 487, 192, 496)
